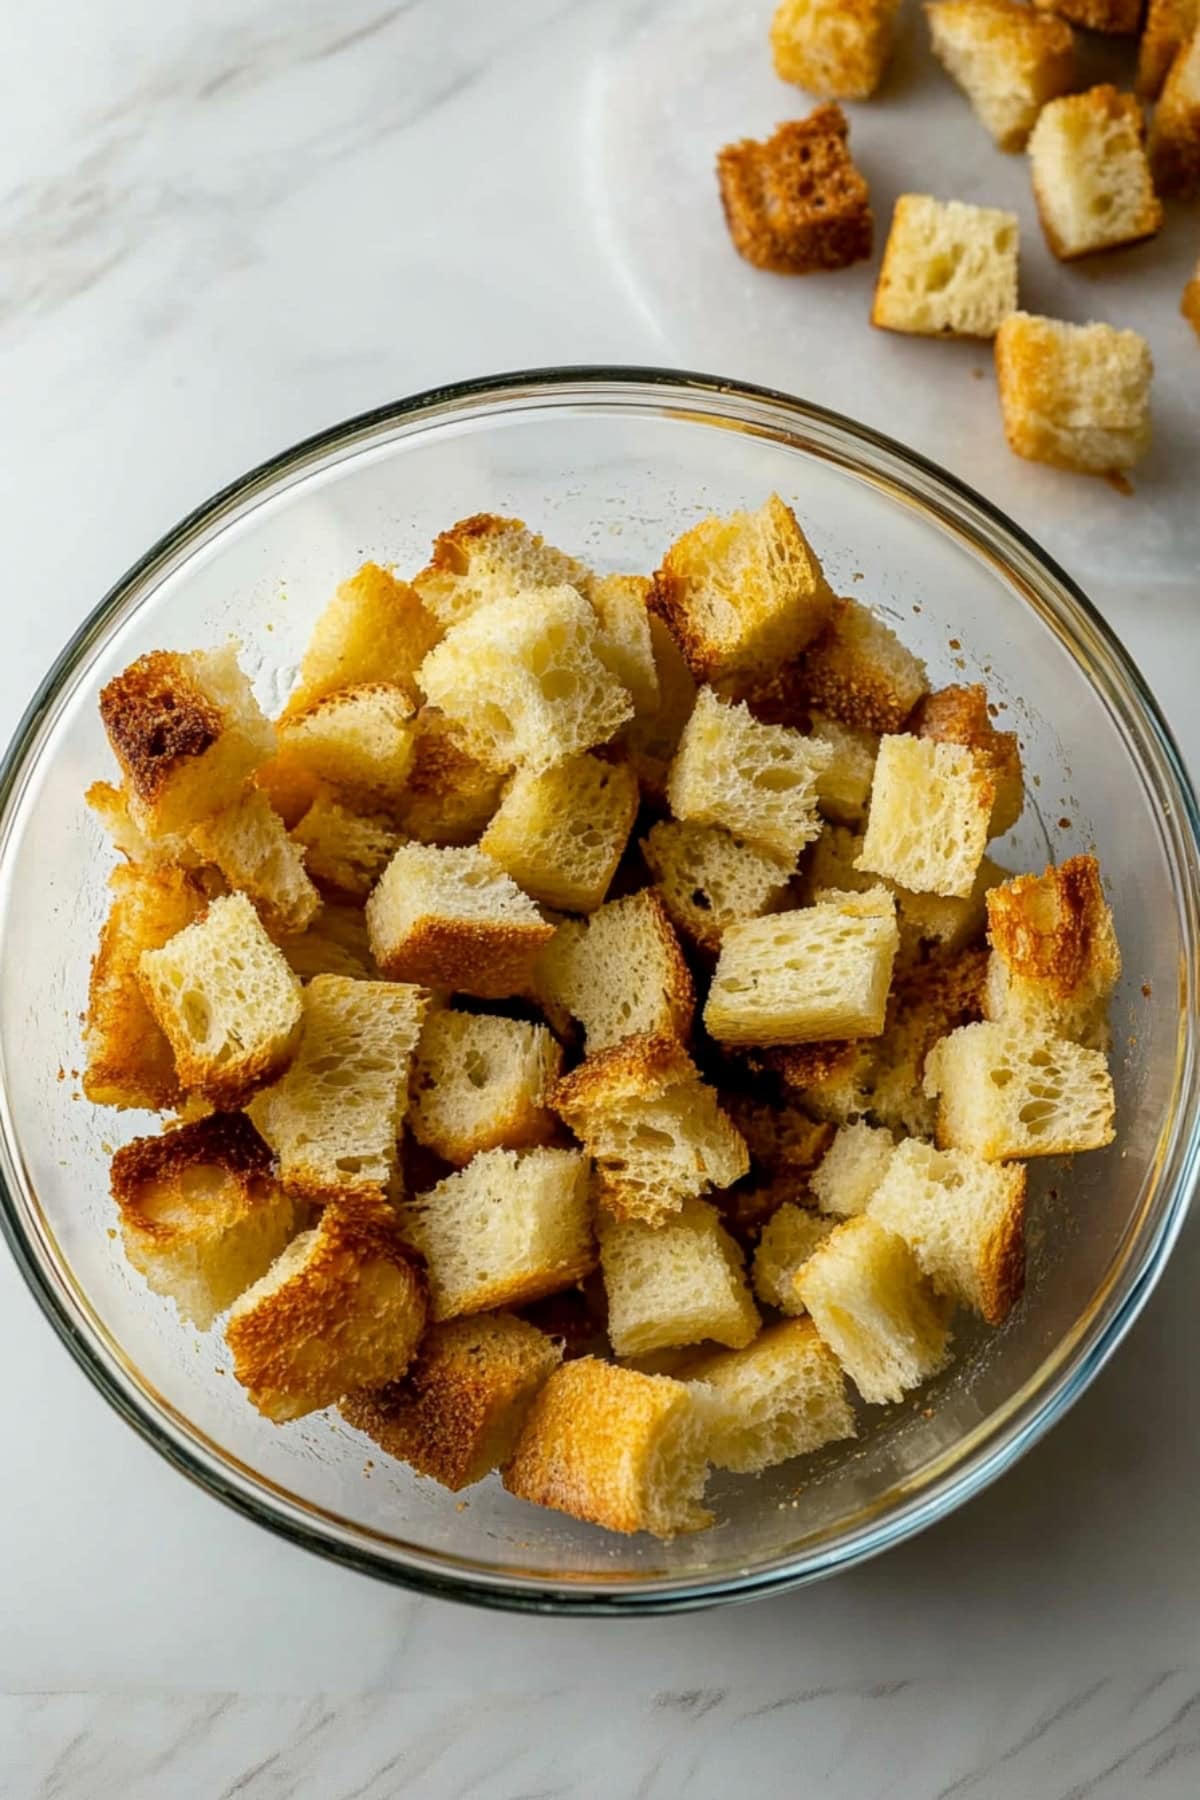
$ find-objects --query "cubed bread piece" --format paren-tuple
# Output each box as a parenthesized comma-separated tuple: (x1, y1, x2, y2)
(480, 754, 639, 912)
(720, 1094, 835, 1186)
(1184, 255, 1200, 336)
(366, 842, 554, 998)
(417, 585, 633, 774)
(408, 1009, 562, 1164)
(339, 1313, 562, 1492)
(668, 688, 831, 863)
(83, 864, 207, 1109)
(870, 1138, 1026, 1324)
(503, 1358, 712, 1538)
(397, 1147, 596, 1321)
(270, 903, 374, 984)
(1030, 87, 1162, 260)
(649, 495, 833, 686)
(688, 1318, 855, 1472)
(869, 944, 989, 1135)
(995, 312, 1153, 474)
(796, 1216, 952, 1404)
(857, 735, 995, 899)
(111, 1112, 297, 1329)
(1032, 0, 1142, 30)
(284, 562, 442, 714)
(716, 107, 873, 274)
(600, 1199, 760, 1357)
(705, 889, 899, 1046)
(138, 891, 302, 1106)
(910, 684, 1023, 837)
(801, 597, 928, 734)
(225, 1201, 427, 1422)
(770, 0, 900, 98)
(872, 195, 1019, 338)
(1150, 26, 1200, 195)
(189, 787, 320, 935)
(534, 888, 695, 1054)
(86, 779, 201, 870)
(809, 712, 879, 826)
(752, 1203, 839, 1313)
(811, 1120, 896, 1217)
(1138, 0, 1198, 97)
(553, 1034, 749, 1226)
(590, 574, 660, 716)
(926, 0, 1076, 151)
(290, 790, 403, 900)
(276, 683, 417, 808)
(624, 617, 698, 805)
(642, 819, 792, 953)
(248, 975, 427, 1199)
(924, 1020, 1116, 1158)
(983, 854, 1120, 1047)
(413, 513, 594, 630)
(99, 646, 275, 839)
(394, 708, 506, 847)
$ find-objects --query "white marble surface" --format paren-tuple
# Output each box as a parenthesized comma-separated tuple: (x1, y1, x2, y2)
(2, 0, 1199, 1794)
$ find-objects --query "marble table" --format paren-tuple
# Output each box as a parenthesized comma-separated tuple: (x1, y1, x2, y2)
(2, 1, 1198, 1793)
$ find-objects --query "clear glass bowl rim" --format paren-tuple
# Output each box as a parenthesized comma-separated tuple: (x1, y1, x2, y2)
(2, 364, 1197, 1616)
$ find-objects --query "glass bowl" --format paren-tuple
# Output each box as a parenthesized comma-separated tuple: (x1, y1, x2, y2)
(1, 369, 1196, 1615)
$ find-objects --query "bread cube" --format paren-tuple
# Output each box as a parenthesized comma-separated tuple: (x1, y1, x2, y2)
(809, 713, 878, 826)
(688, 1318, 855, 1472)
(995, 312, 1153, 475)
(1030, 87, 1162, 261)
(393, 708, 506, 847)
(534, 888, 695, 1054)
(752, 1204, 839, 1313)
(869, 943, 989, 1135)
(270, 903, 373, 984)
(290, 791, 402, 900)
(1150, 26, 1200, 195)
(590, 574, 660, 716)
(284, 562, 442, 714)
(276, 683, 417, 808)
(83, 864, 206, 1109)
(983, 854, 1120, 1047)
(339, 1313, 562, 1492)
(924, 1020, 1116, 1158)
(797, 1216, 952, 1404)
(650, 496, 833, 686)
(1184, 254, 1200, 337)
(1032, 0, 1142, 30)
(99, 645, 275, 838)
(408, 1009, 562, 1164)
(872, 195, 1019, 339)
(870, 1138, 1026, 1324)
(189, 787, 320, 936)
(910, 684, 1023, 837)
(811, 1120, 896, 1217)
(770, 0, 900, 98)
(926, 0, 1076, 151)
(86, 779, 201, 870)
(397, 1146, 596, 1320)
(503, 1357, 712, 1537)
(225, 1201, 427, 1422)
(668, 688, 831, 863)
(624, 616, 698, 805)
(600, 1200, 759, 1358)
(366, 842, 554, 998)
(706, 889, 899, 1046)
(642, 819, 792, 953)
(716, 107, 873, 274)
(413, 513, 594, 630)
(138, 891, 302, 1106)
(1138, 0, 1198, 98)
(417, 585, 633, 774)
(801, 597, 928, 734)
(858, 734, 995, 900)
(480, 753, 638, 913)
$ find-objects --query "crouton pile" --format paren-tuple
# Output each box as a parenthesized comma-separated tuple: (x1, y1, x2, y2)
(83, 501, 1120, 1539)
(717, 0, 1200, 476)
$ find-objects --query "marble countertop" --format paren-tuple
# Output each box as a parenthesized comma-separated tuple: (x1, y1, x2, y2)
(2, 0, 1198, 1793)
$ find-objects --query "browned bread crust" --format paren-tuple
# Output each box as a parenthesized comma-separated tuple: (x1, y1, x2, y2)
(372, 916, 555, 997)
(717, 108, 873, 275)
(100, 652, 221, 811)
(909, 682, 1022, 834)
(111, 1110, 274, 1210)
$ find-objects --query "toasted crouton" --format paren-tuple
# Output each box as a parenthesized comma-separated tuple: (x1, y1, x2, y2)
(872, 195, 1019, 340)
(870, 1139, 1026, 1324)
(86, 779, 200, 870)
(910, 684, 1023, 837)
(868, 944, 989, 1135)
(393, 708, 506, 846)
(770, 0, 901, 99)
(600, 1199, 760, 1356)
(983, 854, 1120, 1046)
(926, 0, 1076, 151)
(413, 513, 593, 629)
(83, 864, 207, 1109)
(1032, 0, 1142, 30)
(138, 891, 303, 1106)
(408, 1010, 562, 1164)
(924, 1020, 1116, 1158)
(689, 1318, 855, 1471)
(811, 1120, 897, 1217)
(480, 753, 639, 913)
(623, 617, 698, 804)
(284, 562, 442, 714)
(366, 842, 554, 998)
(590, 574, 660, 717)
(995, 312, 1153, 474)
(796, 1216, 952, 1404)
(1138, 0, 1198, 97)
(809, 713, 879, 826)
(668, 688, 831, 863)
(188, 787, 320, 935)
(858, 734, 995, 899)
(111, 1112, 297, 1329)
(801, 597, 928, 734)
(275, 683, 417, 808)
(397, 1146, 596, 1321)
(1029, 87, 1162, 260)
(290, 790, 403, 900)
(533, 888, 695, 1054)
(340, 1313, 562, 1491)
(649, 496, 833, 686)
(99, 645, 275, 838)
(503, 1357, 712, 1537)
(270, 903, 373, 984)
(642, 818, 792, 953)
(225, 1201, 427, 1422)
(716, 107, 874, 275)
(1185, 256, 1200, 336)
(752, 1203, 839, 1313)
(1150, 26, 1200, 195)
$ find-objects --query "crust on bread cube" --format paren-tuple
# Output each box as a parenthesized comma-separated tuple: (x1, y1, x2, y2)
(994, 312, 1153, 475)
(624, 616, 698, 804)
(291, 790, 403, 900)
(688, 1317, 855, 1472)
(752, 1203, 839, 1313)
(983, 854, 1119, 1047)
(225, 1201, 426, 1422)
(800, 597, 928, 734)
(1032, 0, 1142, 31)
(1138, 0, 1198, 98)
(276, 683, 417, 808)
(413, 513, 594, 630)
(394, 708, 506, 847)
(770, 0, 900, 99)
(366, 842, 554, 998)
(533, 888, 695, 1054)
(503, 1357, 712, 1538)
(910, 684, 1023, 837)
(1029, 87, 1162, 260)
(397, 1146, 596, 1321)
(86, 778, 202, 870)
(872, 195, 1018, 340)
(111, 1112, 298, 1329)
(926, 0, 1076, 151)
(857, 734, 995, 900)
(668, 687, 831, 863)
(339, 1313, 562, 1492)
(809, 712, 879, 826)
(189, 787, 320, 936)
(600, 1198, 760, 1357)
(924, 1019, 1116, 1158)
(869, 1138, 1026, 1324)
(796, 1215, 952, 1404)
(408, 1009, 562, 1164)
(480, 753, 639, 912)
(284, 562, 442, 714)
(811, 1120, 897, 1217)
(270, 903, 374, 984)
(642, 818, 792, 954)
(1149, 25, 1200, 196)
(590, 574, 660, 716)
(717, 107, 874, 275)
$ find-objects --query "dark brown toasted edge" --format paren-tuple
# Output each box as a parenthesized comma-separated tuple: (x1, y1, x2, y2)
(372, 916, 556, 1000)
(799, 599, 923, 734)
(978, 1164, 1027, 1326)
(99, 651, 222, 808)
(416, 512, 529, 585)
(111, 1111, 274, 1207)
(985, 854, 1116, 998)
(550, 1030, 700, 1120)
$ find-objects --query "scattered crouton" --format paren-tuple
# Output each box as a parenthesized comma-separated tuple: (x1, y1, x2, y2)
(811, 1119, 897, 1216)
(801, 597, 928, 734)
(642, 818, 792, 953)
(752, 1203, 839, 1313)
(590, 574, 660, 716)
(668, 687, 831, 863)
(770, 0, 901, 98)
(86, 779, 201, 870)
(983, 854, 1120, 1046)
(270, 903, 373, 984)
(994, 312, 1153, 474)
(688, 1318, 856, 1472)
(926, 0, 1076, 151)
(1029, 87, 1162, 261)
(480, 753, 639, 912)
(600, 1199, 760, 1357)
(910, 684, 1023, 838)
(924, 1020, 1116, 1158)
(797, 1215, 952, 1403)
(290, 790, 403, 900)
(413, 514, 594, 629)
(1138, 0, 1198, 97)
(408, 1009, 562, 1164)
(872, 195, 1019, 338)
(366, 842, 554, 998)
(868, 944, 989, 1135)
(857, 734, 996, 899)
(276, 683, 417, 808)
(188, 787, 320, 935)
(1149, 25, 1200, 195)
(533, 888, 695, 1054)
(717, 106, 873, 274)
(869, 1138, 1026, 1324)
(809, 713, 879, 826)
(283, 562, 442, 714)
(394, 708, 506, 847)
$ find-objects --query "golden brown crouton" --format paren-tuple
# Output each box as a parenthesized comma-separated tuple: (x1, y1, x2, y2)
(623, 617, 699, 805)
(688, 1317, 855, 1472)
(801, 597, 928, 734)
(290, 790, 403, 901)
(924, 1021, 1116, 1158)
(480, 753, 639, 913)
(534, 888, 695, 1055)
(926, 0, 1076, 152)
(872, 196, 1019, 339)
(600, 1199, 761, 1357)
(413, 513, 594, 629)
(995, 313, 1153, 474)
(857, 735, 996, 900)
(366, 842, 555, 998)
(1138, 0, 1197, 97)
(668, 688, 831, 863)
(642, 818, 792, 953)
(394, 709, 506, 847)
(770, 0, 901, 98)
(716, 107, 873, 275)
(275, 683, 417, 808)
(284, 562, 442, 714)
(1150, 27, 1200, 195)
(909, 683, 1023, 836)
(1029, 87, 1162, 260)
(869, 1138, 1026, 1325)
(1032, 0, 1140, 27)
(269, 903, 374, 983)
(188, 787, 320, 935)
(86, 779, 200, 870)
(590, 573, 660, 717)
(408, 1009, 562, 1164)
(796, 1216, 952, 1403)
(984, 853, 1120, 1044)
